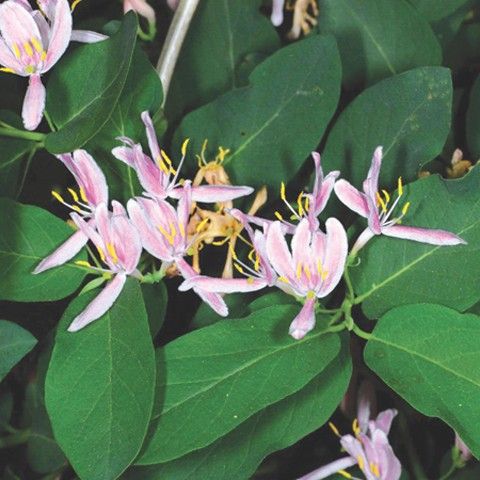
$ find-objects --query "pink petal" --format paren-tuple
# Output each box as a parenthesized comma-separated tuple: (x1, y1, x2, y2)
(111, 213, 142, 274)
(270, 0, 285, 26)
(357, 380, 376, 434)
(36, 0, 55, 20)
(71, 29, 108, 43)
(71, 150, 108, 206)
(289, 297, 316, 340)
(141, 110, 161, 161)
(111, 145, 136, 167)
(363, 146, 383, 200)
(179, 276, 266, 294)
(176, 259, 228, 317)
(334, 179, 369, 218)
(70, 212, 103, 249)
(32, 10, 49, 49)
(0, 37, 22, 72)
(383, 225, 467, 246)
(266, 221, 294, 280)
(176, 181, 192, 233)
(43, 0, 72, 71)
(310, 152, 340, 217)
(291, 218, 312, 269)
(372, 409, 397, 436)
(171, 185, 254, 203)
(371, 430, 402, 480)
(67, 273, 127, 332)
(317, 218, 348, 297)
(33, 228, 88, 274)
(22, 74, 45, 130)
(297, 457, 357, 480)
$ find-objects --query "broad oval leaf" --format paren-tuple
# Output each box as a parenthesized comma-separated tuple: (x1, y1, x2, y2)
(322, 66, 452, 191)
(365, 304, 480, 458)
(166, 0, 280, 121)
(44, 13, 138, 154)
(174, 35, 342, 189)
(466, 75, 480, 158)
(318, 0, 441, 88)
(137, 305, 342, 464)
(141, 282, 168, 337)
(409, 0, 472, 22)
(45, 279, 156, 480)
(0, 320, 37, 381)
(125, 333, 351, 480)
(352, 168, 480, 318)
(0, 198, 87, 302)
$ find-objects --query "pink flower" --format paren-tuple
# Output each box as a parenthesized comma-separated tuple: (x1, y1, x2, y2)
(180, 216, 348, 340)
(298, 387, 401, 480)
(67, 201, 142, 332)
(0, 0, 105, 130)
(334, 146, 466, 253)
(127, 181, 228, 316)
(33, 150, 108, 274)
(112, 111, 253, 203)
(455, 432, 472, 463)
(271, 0, 285, 26)
(124, 0, 155, 26)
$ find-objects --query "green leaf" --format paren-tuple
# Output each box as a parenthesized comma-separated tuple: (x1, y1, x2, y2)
(141, 282, 168, 337)
(467, 75, 480, 159)
(352, 168, 480, 318)
(125, 333, 351, 480)
(87, 46, 163, 201)
(45, 279, 156, 480)
(174, 35, 342, 189)
(317, 0, 441, 88)
(165, 0, 280, 121)
(364, 304, 480, 458)
(0, 198, 87, 302)
(44, 13, 138, 154)
(322, 67, 452, 191)
(408, 0, 472, 22)
(137, 305, 342, 464)
(0, 320, 36, 381)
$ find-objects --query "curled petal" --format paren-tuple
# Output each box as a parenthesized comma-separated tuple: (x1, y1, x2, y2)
(266, 221, 294, 280)
(289, 297, 316, 340)
(111, 212, 142, 274)
(383, 225, 467, 246)
(33, 228, 88, 274)
(372, 409, 397, 436)
(43, 0, 72, 71)
(71, 150, 108, 206)
(291, 218, 312, 269)
(363, 146, 383, 200)
(112, 145, 136, 167)
(67, 273, 127, 332)
(71, 29, 108, 43)
(22, 74, 46, 130)
(170, 185, 254, 203)
(141, 110, 161, 160)
(334, 179, 369, 218)
(179, 276, 267, 294)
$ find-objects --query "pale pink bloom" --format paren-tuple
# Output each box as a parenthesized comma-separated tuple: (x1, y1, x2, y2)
(271, 0, 285, 26)
(127, 181, 228, 316)
(180, 216, 348, 340)
(67, 202, 142, 332)
(455, 432, 472, 463)
(124, 0, 155, 26)
(298, 386, 401, 480)
(33, 150, 108, 274)
(334, 146, 466, 254)
(0, 0, 105, 130)
(112, 111, 253, 203)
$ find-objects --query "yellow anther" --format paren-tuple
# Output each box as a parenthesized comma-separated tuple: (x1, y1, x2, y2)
(216, 146, 230, 163)
(296, 262, 302, 279)
(254, 254, 260, 272)
(71, 205, 82, 213)
(71, 0, 83, 11)
(40, 50, 47, 62)
(23, 41, 33, 57)
(75, 260, 92, 268)
(274, 211, 284, 221)
(12, 43, 21, 59)
(68, 188, 79, 203)
(337, 470, 353, 479)
(297, 191, 304, 216)
(156, 155, 170, 175)
(229, 244, 238, 261)
(0, 67, 15, 74)
(381, 189, 390, 204)
(316, 259, 323, 274)
(212, 237, 230, 246)
(402, 201, 411, 216)
(370, 462, 380, 478)
(234, 262, 245, 275)
(79, 187, 88, 202)
(178, 222, 185, 238)
(352, 418, 361, 436)
(304, 264, 311, 280)
(328, 421, 341, 437)
(321, 270, 328, 280)
(169, 221, 177, 238)
(160, 150, 172, 166)
(157, 224, 175, 245)
(247, 277, 255, 284)
(280, 182, 287, 201)
(357, 456, 365, 472)
(304, 195, 310, 212)
(96, 246, 106, 262)
(195, 217, 210, 233)
(51, 190, 65, 204)
(278, 276, 290, 284)
(376, 192, 387, 213)
(106, 243, 118, 264)
(31, 37, 43, 53)
(398, 176, 403, 196)
(181, 138, 190, 157)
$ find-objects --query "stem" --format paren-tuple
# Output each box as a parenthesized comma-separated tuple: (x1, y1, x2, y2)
(438, 462, 458, 480)
(43, 109, 56, 132)
(15, 144, 39, 199)
(156, 0, 200, 103)
(351, 323, 372, 341)
(0, 429, 30, 448)
(0, 126, 45, 142)
(343, 263, 355, 301)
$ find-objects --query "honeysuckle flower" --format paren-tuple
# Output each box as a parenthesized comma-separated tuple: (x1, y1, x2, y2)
(0, 0, 105, 130)
(180, 216, 348, 340)
(270, 0, 319, 39)
(447, 148, 474, 179)
(112, 111, 254, 203)
(334, 146, 467, 254)
(299, 388, 401, 480)
(67, 202, 142, 332)
(33, 150, 108, 274)
(270, 0, 285, 26)
(127, 182, 228, 316)
(454, 433, 472, 463)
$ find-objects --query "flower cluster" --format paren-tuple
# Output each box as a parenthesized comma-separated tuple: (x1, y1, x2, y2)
(34, 112, 466, 335)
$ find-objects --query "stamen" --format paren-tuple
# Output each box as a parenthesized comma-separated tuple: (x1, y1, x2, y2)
(229, 243, 238, 261)
(337, 470, 353, 479)
(381, 189, 390, 204)
(278, 276, 290, 284)
(234, 262, 245, 275)
(280, 182, 287, 202)
(376, 192, 387, 213)
(200, 139, 208, 165)
(304, 195, 310, 212)
(215, 146, 230, 164)
(40, 50, 47, 62)
(31, 37, 43, 53)
(304, 264, 311, 280)
(195, 217, 210, 233)
(247, 277, 254, 284)
(106, 243, 118, 264)
(297, 191, 304, 216)
(370, 462, 380, 478)
(68, 188, 79, 203)
(156, 155, 170, 175)
(328, 421, 341, 437)
(274, 211, 284, 221)
(357, 456, 365, 472)
(96, 246, 106, 262)
(51, 190, 65, 204)
(398, 176, 403, 196)
(79, 187, 88, 202)
(169, 221, 177, 239)
(402, 201, 410, 215)
(181, 138, 190, 157)
(157, 224, 175, 245)
(178, 222, 185, 238)
(296, 262, 302, 279)
(212, 237, 230, 246)
(352, 418, 361, 437)
(316, 259, 323, 274)
(75, 260, 92, 268)
(0, 67, 15, 74)
(12, 43, 21, 59)
(71, 0, 83, 11)
(23, 41, 33, 57)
